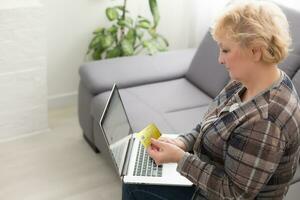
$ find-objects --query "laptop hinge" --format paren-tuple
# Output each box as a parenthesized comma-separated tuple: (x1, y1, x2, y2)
(121, 137, 135, 176)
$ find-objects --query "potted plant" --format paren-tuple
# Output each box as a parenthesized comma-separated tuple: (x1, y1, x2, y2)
(86, 0, 169, 60)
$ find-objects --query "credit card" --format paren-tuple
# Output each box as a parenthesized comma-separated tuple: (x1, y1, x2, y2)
(136, 123, 161, 148)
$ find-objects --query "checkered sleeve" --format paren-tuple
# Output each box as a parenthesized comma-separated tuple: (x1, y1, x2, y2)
(177, 123, 202, 152)
(176, 118, 286, 199)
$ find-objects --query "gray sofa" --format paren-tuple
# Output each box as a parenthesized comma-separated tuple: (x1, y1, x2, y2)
(78, 4, 300, 192)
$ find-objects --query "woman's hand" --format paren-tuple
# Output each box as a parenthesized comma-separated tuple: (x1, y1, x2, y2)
(158, 136, 187, 151)
(147, 138, 185, 165)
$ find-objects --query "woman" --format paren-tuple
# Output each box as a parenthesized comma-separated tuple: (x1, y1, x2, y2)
(122, 1, 300, 199)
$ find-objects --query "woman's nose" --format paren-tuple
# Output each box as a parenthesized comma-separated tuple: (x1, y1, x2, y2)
(218, 54, 225, 65)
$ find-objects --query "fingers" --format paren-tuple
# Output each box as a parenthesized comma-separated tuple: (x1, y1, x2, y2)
(151, 138, 164, 148)
(158, 136, 170, 142)
(158, 137, 179, 147)
(159, 136, 173, 142)
(147, 141, 164, 164)
(147, 145, 160, 164)
(147, 151, 161, 165)
(146, 145, 155, 156)
(150, 143, 159, 151)
(148, 139, 174, 165)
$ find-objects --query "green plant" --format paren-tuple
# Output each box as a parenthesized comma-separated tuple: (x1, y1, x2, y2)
(86, 0, 169, 60)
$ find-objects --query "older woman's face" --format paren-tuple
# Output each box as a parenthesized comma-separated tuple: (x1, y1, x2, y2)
(217, 38, 254, 81)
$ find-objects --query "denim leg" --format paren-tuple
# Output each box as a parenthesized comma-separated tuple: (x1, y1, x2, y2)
(122, 182, 195, 200)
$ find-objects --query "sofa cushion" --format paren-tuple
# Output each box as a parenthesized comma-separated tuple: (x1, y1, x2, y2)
(91, 78, 212, 133)
(162, 105, 209, 133)
(122, 78, 212, 112)
(286, 182, 300, 200)
(278, 53, 300, 78)
(185, 32, 230, 98)
(286, 166, 300, 199)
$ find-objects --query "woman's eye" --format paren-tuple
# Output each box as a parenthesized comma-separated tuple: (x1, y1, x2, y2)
(222, 49, 229, 53)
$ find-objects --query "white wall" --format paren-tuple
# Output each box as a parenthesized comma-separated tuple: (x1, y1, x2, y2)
(42, 0, 113, 108)
(0, 0, 48, 141)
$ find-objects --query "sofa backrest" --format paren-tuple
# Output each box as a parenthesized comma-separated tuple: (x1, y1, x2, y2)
(185, 32, 230, 98)
(280, 5, 300, 96)
(186, 4, 300, 99)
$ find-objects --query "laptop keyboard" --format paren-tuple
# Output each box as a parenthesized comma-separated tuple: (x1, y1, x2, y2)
(133, 142, 163, 177)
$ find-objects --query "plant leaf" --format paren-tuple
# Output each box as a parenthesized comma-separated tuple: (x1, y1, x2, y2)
(92, 48, 102, 60)
(106, 8, 119, 21)
(143, 40, 158, 55)
(149, 0, 160, 28)
(147, 28, 156, 37)
(107, 25, 118, 35)
(106, 46, 122, 58)
(100, 34, 114, 49)
(125, 29, 136, 45)
(121, 39, 134, 56)
(153, 37, 167, 51)
(117, 19, 131, 28)
(137, 19, 151, 29)
(87, 34, 103, 54)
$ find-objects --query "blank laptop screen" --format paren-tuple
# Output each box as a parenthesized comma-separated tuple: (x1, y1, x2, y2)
(101, 87, 132, 174)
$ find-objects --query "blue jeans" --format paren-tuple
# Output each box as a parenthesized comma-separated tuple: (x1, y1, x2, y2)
(122, 182, 196, 200)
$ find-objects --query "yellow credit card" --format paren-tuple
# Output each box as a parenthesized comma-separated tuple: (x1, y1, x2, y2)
(136, 123, 161, 148)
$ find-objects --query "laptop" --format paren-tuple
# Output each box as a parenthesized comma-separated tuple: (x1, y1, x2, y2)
(98, 84, 192, 186)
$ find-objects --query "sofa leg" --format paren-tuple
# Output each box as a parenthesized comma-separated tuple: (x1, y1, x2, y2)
(83, 134, 100, 153)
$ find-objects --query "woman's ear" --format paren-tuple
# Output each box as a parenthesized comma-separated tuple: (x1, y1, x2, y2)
(251, 47, 262, 62)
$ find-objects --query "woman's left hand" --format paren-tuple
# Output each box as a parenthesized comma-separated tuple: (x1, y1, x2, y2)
(147, 138, 185, 165)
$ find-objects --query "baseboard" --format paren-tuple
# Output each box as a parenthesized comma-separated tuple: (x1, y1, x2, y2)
(48, 91, 78, 109)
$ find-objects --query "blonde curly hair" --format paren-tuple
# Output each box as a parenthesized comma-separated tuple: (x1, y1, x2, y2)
(210, 0, 292, 64)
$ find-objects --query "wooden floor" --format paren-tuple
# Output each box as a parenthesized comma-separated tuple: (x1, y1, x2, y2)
(0, 106, 121, 200)
(0, 105, 299, 200)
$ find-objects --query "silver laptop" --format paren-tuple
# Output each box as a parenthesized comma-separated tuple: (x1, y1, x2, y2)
(98, 84, 192, 186)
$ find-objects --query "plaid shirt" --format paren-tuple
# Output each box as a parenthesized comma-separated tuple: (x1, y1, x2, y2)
(177, 69, 300, 200)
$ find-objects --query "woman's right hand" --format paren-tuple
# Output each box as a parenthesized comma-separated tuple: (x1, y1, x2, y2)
(158, 136, 187, 151)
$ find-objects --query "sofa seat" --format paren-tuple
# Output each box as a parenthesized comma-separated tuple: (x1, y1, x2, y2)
(286, 166, 300, 199)
(91, 78, 212, 134)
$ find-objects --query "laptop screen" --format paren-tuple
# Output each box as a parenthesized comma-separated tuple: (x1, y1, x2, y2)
(100, 85, 132, 175)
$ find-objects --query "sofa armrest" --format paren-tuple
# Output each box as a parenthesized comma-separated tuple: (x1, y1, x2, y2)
(79, 48, 196, 94)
